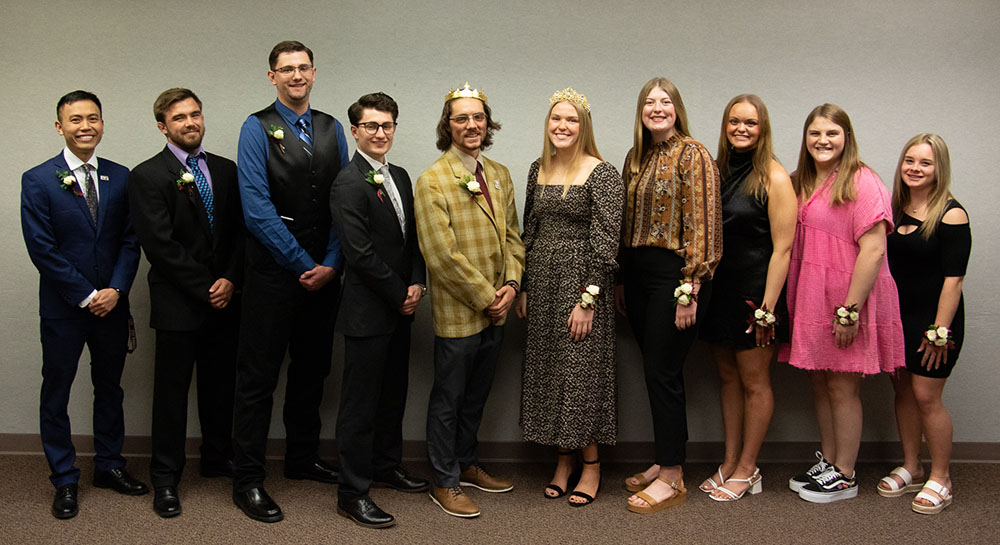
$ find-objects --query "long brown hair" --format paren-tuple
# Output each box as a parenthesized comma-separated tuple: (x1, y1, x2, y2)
(892, 133, 954, 239)
(539, 98, 603, 198)
(716, 94, 775, 200)
(791, 103, 863, 205)
(626, 77, 690, 177)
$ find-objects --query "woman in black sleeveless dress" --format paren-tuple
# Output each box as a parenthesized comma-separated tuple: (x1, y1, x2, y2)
(699, 95, 797, 501)
(880, 134, 971, 515)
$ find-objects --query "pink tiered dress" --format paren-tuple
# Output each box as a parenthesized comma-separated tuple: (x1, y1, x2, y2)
(780, 167, 904, 374)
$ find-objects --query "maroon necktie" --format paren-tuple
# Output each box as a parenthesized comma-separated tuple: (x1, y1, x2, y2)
(475, 162, 493, 213)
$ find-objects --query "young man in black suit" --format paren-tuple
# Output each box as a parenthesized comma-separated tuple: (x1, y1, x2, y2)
(128, 88, 245, 518)
(330, 92, 429, 528)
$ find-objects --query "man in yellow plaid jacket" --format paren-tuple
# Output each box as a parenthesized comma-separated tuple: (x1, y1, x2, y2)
(414, 83, 524, 519)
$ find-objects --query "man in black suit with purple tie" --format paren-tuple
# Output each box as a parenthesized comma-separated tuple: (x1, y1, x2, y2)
(330, 92, 429, 529)
(128, 88, 245, 518)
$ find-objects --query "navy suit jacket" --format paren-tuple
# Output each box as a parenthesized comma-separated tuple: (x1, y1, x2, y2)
(128, 147, 245, 331)
(330, 152, 425, 337)
(21, 152, 140, 319)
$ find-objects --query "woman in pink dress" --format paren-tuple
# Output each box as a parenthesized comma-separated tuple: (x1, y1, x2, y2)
(782, 104, 904, 504)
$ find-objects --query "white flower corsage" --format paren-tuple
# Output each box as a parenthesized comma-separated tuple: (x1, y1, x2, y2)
(579, 285, 600, 309)
(458, 174, 481, 198)
(175, 169, 195, 191)
(834, 304, 860, 326)
(673, 281, 697, 306)
(746, 301, 777, 329)
(924, 325, 955, 349)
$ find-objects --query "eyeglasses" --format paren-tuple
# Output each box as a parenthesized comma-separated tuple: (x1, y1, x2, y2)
(273, 64, 314, 75)
(356, 122, 397, 135)
(450, 113, 486, 124)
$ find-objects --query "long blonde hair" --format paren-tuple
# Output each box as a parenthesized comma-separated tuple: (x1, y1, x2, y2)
(538, 98, 603, 198)
(892, 133, 954, 239)
(791, 103, 864, 205)
(716, 94, 775, 201)
(626, 77, 690, 177)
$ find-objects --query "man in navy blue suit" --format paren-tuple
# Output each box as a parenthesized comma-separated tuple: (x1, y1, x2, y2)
(20, 90, 147, 520)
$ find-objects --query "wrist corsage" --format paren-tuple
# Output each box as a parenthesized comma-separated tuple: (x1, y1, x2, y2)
(673, 281, 697, 306)
(834, 303, 859, 326)
(579, 285, 600, 309)
(746, 301, 777, 329)
(924, 325, 955, 349)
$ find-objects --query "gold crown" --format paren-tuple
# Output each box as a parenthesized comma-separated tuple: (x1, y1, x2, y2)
(445, 82, 488, 104)
(549, 87, 590, 112)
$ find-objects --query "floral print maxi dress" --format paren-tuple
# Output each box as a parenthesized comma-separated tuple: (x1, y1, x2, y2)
(519, 161, 624, 448)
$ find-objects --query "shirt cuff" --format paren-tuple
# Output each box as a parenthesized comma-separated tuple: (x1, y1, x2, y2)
(78, 289, 98, 308)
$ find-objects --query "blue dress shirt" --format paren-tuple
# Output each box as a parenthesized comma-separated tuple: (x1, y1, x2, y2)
(237, 99, 349, 275)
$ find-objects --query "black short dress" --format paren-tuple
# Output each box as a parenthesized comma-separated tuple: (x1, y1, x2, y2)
(887, 200, 971, 378)
(701, 150, 788, 349)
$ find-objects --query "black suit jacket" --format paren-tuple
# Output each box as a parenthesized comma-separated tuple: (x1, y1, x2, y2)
(128, 146, 245, 331)
(330, 152, 425, 337)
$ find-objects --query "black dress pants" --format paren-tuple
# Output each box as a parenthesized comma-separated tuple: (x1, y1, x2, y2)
(232, 265, 340, 492)
(336, 325, 411, 501)
(426, 326, 503, 487)
(149, 303, 239, 488)
(624, 247, 711, 467)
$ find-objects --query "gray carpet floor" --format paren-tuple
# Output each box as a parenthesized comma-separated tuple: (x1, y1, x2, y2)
(4, 455, 998, 544)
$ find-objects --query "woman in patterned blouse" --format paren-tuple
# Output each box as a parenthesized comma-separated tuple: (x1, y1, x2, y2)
(618, 77, 723, 514)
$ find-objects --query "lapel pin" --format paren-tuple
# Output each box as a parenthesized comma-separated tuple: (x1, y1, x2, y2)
(100, 175, 109, 181)
(494, 180, 500, 190)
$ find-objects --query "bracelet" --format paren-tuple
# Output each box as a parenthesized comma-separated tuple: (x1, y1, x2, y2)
(579, 285, 600, 309)
(673, 281, 697, 306)
(925, 325, 955, 348)
(746, 301, 776, 328)
(834, 304, 859, 326)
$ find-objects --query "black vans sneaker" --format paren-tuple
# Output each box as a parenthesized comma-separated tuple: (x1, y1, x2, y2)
(798, 466, 858, 503)
(788, 451, 830, 492)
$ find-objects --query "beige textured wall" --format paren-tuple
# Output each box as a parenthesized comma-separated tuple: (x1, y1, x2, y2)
(1, 0, 997, 448)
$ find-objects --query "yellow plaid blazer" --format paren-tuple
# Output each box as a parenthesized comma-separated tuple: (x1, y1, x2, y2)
(414, 149, 525, 337)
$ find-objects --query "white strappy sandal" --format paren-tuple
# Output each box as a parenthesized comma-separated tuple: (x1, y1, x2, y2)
(710, 468, 762, 502)
(699, 466, 726, 493)
(877, 466, 924, 497)
(912, 480, 952, 514)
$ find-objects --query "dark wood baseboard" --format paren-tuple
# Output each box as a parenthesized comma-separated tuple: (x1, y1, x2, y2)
(2, 434, 997, 463)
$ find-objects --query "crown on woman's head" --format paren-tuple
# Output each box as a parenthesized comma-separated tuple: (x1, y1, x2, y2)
(549, 87, 590, 112)
(445, 82, 488, 104)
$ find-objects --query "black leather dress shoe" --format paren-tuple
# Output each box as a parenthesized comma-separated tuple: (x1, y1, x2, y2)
(200, 459, 235, 478)
(337, 495, 395, 528)
(93, 468, 150, 496)
(373, 466, 430, 493)
(284, 459, 339, 484)
(233, 487, 283, 523)
(52, 483, 78, 519)
(153, 486, 182, 518)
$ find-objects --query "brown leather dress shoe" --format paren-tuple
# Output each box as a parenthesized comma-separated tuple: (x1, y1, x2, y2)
(429, 486, 480, 518)
(459, 465, 513, 493)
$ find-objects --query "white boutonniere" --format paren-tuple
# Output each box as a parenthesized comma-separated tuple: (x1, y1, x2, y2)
(459, 174, 481, 199)
(56, 169, 78, 193)
(176, 169, 195, 192)
(365, 169, 385, 202)
(267, 124, 287, 154)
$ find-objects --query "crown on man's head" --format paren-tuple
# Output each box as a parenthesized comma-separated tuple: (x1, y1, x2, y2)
(549, 87, 590, 112)
(445, 82, 488, 104)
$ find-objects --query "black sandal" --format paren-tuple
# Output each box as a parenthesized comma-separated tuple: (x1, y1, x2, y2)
(568, 458, 601, 507)
(545, 450, 578, 499)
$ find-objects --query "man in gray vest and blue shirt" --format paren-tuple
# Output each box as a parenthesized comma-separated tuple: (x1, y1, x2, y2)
(231, 40, 349, 523)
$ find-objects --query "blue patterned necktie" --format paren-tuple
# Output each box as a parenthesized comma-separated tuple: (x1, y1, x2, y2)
(186, 156, 214, 230)
(83, 164, 99, 222)
(296, 118, 313, 147)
